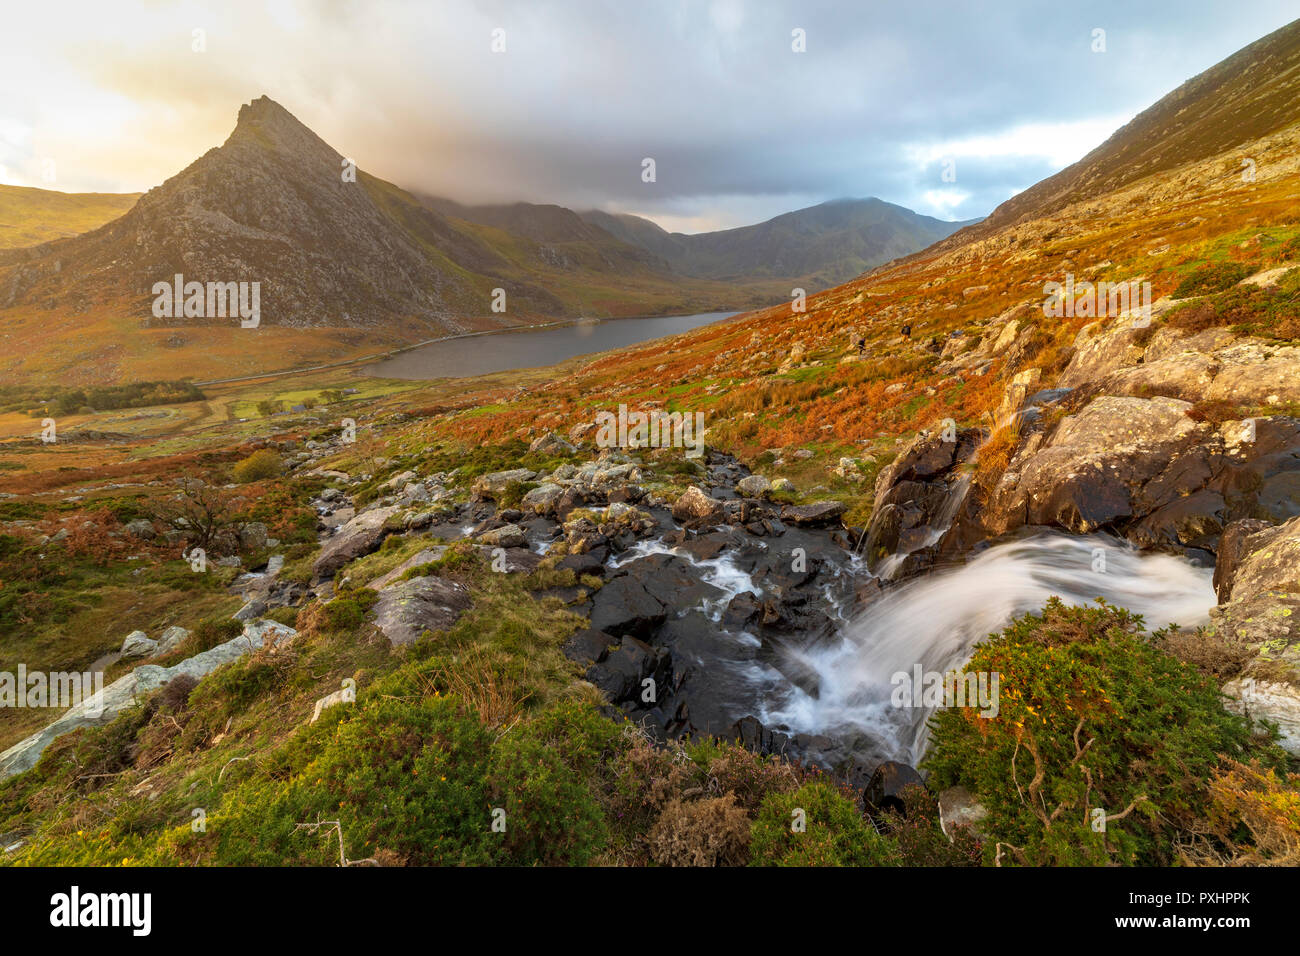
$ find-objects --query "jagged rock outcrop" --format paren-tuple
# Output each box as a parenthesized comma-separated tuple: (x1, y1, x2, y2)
(313, 506, 399, 580)
(983, 395, 1300, 553)
(0, 97, 475, 329)
(1211, 515, 1300, 753)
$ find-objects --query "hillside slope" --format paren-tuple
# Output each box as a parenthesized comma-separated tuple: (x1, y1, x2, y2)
(929, 16, 1300, 254)
(0, 185, 139, 249)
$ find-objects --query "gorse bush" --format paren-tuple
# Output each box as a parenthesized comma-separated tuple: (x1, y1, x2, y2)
(202, 694, 498, 866)
(231, 449, 283, 483)
(923, 599, 1284, 866)
(486, 700, 628, 866)
(749, 780, 897, 866)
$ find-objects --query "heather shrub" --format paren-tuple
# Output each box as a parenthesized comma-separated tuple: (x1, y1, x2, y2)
(204, 695, 497, 866)
(1171, 261, 1252, 298)
(648, 794, 750, 866)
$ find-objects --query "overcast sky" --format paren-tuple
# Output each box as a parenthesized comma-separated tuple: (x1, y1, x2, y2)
(2, 1, 1296, 232)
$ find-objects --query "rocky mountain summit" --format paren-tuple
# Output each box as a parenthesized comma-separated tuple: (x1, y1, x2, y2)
(0, 97, 477, 329)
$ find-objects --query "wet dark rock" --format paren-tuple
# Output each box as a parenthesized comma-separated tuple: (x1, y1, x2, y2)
(722, 591, 762, 627)
(729, 716, 791, 757)
(589, 574, 667, 638)
(623, 552, 725, 609)
(865, 760, 926, 814)
(556, 550, 607, 576)
(563, 628, 617, 664)
(1213, 518, 1273, 601)
(586, 637, 668, 704)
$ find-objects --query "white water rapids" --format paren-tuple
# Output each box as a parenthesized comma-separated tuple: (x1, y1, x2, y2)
(760, 532, 1217, 765)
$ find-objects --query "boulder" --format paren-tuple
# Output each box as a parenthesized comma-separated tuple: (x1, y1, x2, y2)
(529, 433, 577, 456)
(671, 486, 724, 526)
(475, 523, 528, 548)
(238, 521, 269, 551)
(471, 469, 537, 499)
(371, 575, 471, 646)
(736, 474, 771, 498)
(155, 626, 191, 655)
(864, 760, 926, 813)
(520, 483, 564, 514)
(120, 630, 157, 658)
(781, 501, 847, 527)
(310, 683, 356, 723)
(123, 518, 156, 539)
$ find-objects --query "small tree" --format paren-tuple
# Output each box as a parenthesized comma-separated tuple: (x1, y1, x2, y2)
(153, 477, 236, 553)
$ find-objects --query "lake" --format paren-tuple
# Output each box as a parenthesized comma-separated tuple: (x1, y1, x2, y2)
(362, 311, 739, 380)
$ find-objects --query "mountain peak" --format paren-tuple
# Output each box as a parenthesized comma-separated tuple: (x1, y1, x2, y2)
(227, 95, 333, 157)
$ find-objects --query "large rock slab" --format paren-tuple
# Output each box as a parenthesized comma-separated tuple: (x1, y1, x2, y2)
(0, 619, 296, 780)
(312, 506, 398, 580)
(371, 575, 471, 646)
(986, 396, 1209, 535)
(589, 574, 667, 638)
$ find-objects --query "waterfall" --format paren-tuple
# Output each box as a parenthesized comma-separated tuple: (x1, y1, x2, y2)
(761, 532, 1216, 765)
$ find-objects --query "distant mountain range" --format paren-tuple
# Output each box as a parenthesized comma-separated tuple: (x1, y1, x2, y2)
(431, 196, 977, 291)
(581, 199, 978, 288)
(0, 97, 972, 381)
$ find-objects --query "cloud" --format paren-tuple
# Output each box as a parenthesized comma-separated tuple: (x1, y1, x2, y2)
(1, 0, 1296, 228)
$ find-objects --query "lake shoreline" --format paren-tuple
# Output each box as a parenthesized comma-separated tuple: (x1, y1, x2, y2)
(361, 310, 743, 381)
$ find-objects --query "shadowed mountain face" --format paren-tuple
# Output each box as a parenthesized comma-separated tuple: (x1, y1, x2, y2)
(929, 17, 1300, 254)
(425, 198, 973, 293)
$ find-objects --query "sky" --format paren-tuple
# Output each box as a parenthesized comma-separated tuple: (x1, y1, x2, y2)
(1, 0, 1297, 233)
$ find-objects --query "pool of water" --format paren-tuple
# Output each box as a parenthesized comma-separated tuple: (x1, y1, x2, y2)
(362, 311, 739, 380)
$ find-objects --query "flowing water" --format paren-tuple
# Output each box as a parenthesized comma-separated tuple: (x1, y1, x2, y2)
(759, 532, 1217, 765)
